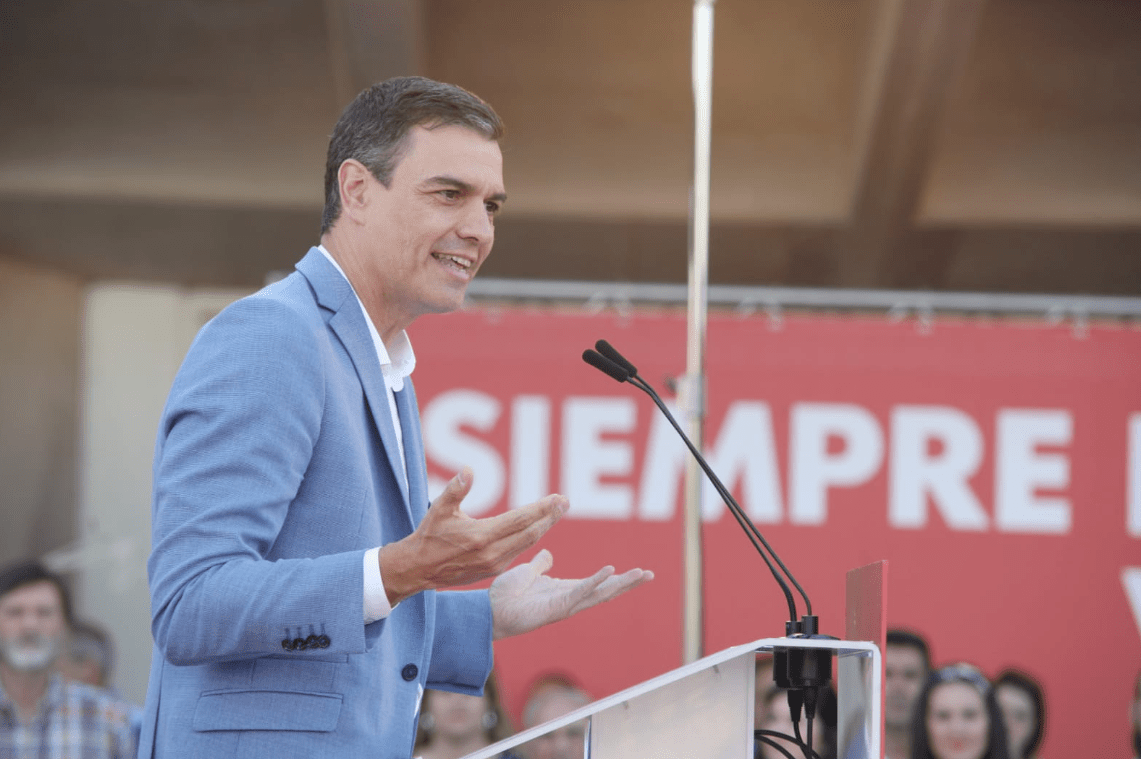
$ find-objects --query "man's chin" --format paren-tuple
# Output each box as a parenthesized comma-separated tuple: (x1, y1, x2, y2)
(1, 644, 57, 672)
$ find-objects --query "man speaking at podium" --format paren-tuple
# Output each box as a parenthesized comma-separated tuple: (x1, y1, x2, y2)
(139, 77, 652, 759)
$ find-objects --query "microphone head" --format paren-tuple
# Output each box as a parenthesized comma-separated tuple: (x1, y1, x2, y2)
(582, 349, 629, 382)
(595, 340, 639, 378)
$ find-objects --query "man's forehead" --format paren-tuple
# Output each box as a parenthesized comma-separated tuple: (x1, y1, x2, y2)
(0, 580, 62, 608)
(398, 125, 502, 175)
(886, 645, 925, 665)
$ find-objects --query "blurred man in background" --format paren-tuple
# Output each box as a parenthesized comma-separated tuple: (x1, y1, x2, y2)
(0, 560, 138, 758)
(883, 628, 931, 759)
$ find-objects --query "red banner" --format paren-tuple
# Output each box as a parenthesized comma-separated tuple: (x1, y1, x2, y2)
(409, 306, 1141, 758)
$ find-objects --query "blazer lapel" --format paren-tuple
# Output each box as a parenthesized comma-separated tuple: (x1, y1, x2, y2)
(296, 248, 412, 514)
(395, 384, 429, 521)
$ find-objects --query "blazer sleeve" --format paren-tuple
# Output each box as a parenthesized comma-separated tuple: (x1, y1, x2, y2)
(148, 293, 371, 666)
(426, 589, 494, 695)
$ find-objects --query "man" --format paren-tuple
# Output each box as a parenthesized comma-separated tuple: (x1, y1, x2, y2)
(141, 76, 652, 759)
(0, 560, 138, 758)
(883, 628, 931, 759)
(519, 679, 591, 759)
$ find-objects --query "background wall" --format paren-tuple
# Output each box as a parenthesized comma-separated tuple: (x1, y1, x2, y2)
(0, 256, 81, 561)
(72, 283, 247, 703)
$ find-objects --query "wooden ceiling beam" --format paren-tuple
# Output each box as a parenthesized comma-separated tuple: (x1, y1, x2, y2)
(839, 0, 989, 288)
(323, 0, 424, 107)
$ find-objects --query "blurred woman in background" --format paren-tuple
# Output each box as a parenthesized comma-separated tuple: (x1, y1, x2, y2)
(994, 670, 1045, 759)
(910, 663, 1009, 759)
(415, 671, 520, 759)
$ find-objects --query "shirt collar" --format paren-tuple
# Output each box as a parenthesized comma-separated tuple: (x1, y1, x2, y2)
(317, 245, 416, 390)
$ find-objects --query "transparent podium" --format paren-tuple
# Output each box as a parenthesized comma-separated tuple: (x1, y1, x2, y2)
(464, 637, 880, 759)
(465, 561, 888, 759)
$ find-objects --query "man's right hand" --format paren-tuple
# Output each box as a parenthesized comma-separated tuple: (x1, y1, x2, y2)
(377, 467, 568, 605)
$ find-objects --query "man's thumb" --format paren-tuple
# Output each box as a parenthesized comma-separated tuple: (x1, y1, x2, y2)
(441, 466, 473, 505)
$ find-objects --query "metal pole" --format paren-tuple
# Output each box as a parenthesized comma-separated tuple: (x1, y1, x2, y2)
(683, 0, 715, 665)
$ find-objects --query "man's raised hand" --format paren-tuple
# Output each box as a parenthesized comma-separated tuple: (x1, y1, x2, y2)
(489, 549, 653, 640)
(378, 467, 568, 605)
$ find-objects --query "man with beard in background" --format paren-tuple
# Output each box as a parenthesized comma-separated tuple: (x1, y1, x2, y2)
(0, 560, 138, 758)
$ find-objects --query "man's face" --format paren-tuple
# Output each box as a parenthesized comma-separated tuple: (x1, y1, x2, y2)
(884, 644, 928, 729)
(349, 123, 504, 333)
(0, 581, 65, 673)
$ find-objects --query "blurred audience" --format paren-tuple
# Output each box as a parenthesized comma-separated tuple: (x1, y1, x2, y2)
(755, 654, 775, 729)
(0, 560, 138, 758)
(518, 675, 591, 759)
(994, 670, 1044, 759)
(910, 663, 1009, 759)
(757, 685, 808, 759)
(414, 670, 519, 759)
(886, 628, 932, 759)
(58, 618, 115, 689)
(756, 684, 837, 759)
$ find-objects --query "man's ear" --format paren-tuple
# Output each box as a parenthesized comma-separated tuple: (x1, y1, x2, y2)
(338, 159, 374, 223)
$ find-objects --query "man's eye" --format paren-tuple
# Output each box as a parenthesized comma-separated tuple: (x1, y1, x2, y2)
(440, 189, 461, 200)
(485, 201, 501, 214)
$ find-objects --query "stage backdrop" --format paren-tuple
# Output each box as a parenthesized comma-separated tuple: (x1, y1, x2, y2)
(408, 304, 1140, 758)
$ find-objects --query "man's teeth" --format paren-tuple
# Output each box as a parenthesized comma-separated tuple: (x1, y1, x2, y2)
(433, 253, 471, 269)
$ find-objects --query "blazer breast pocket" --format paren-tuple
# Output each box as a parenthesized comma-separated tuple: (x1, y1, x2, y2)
(193, 689, 343, 732)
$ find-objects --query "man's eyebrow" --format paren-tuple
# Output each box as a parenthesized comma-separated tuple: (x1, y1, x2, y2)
(425, 175, 507, 204)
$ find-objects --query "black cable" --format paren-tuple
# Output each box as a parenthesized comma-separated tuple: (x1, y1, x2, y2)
(755, 730, 825, 759)
(754, 734, 799, 759)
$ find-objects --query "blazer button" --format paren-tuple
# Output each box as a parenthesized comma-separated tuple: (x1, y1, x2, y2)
(293, 637, 307, 651)
(317, 634, 331, 648)
(401, 664, 418, 682)
(304, 634, 319, 649)
(281, 638, 293, 651)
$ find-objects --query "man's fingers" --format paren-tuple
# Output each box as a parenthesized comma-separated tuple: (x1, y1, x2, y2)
(527, 548, 555, 577)
(571, 568, 654, 613)
(428, 467, 474, 514)
(478, 495, 568, 556)
(493, 494, 569, 532)
(564, 565, 616, 609)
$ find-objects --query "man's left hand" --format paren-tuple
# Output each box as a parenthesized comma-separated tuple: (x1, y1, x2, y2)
(489, 549, 653, 640)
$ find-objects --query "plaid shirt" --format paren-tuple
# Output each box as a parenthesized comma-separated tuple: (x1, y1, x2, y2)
(0, 675, 139, 759)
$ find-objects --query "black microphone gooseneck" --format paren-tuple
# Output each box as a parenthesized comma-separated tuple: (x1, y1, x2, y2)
(582, 339, 836, 756)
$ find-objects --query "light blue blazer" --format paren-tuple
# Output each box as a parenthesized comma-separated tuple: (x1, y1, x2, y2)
(139, 248, 494, 759)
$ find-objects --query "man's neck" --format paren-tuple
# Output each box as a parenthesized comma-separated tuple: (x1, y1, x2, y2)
(0, 664, 51, 723)
(884, 724, 910, 759)
(319, 234, 405, 346)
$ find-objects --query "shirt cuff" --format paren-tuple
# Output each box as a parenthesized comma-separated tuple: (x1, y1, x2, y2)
(363, 547, 395, 623)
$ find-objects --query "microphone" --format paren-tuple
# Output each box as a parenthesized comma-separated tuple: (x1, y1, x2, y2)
(594, 339, 639, 379)
(581, 349, 628, 383)
(581, 339, 835, 700)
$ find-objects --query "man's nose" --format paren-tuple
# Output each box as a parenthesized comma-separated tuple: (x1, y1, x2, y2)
(457, 202, 493, 245)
